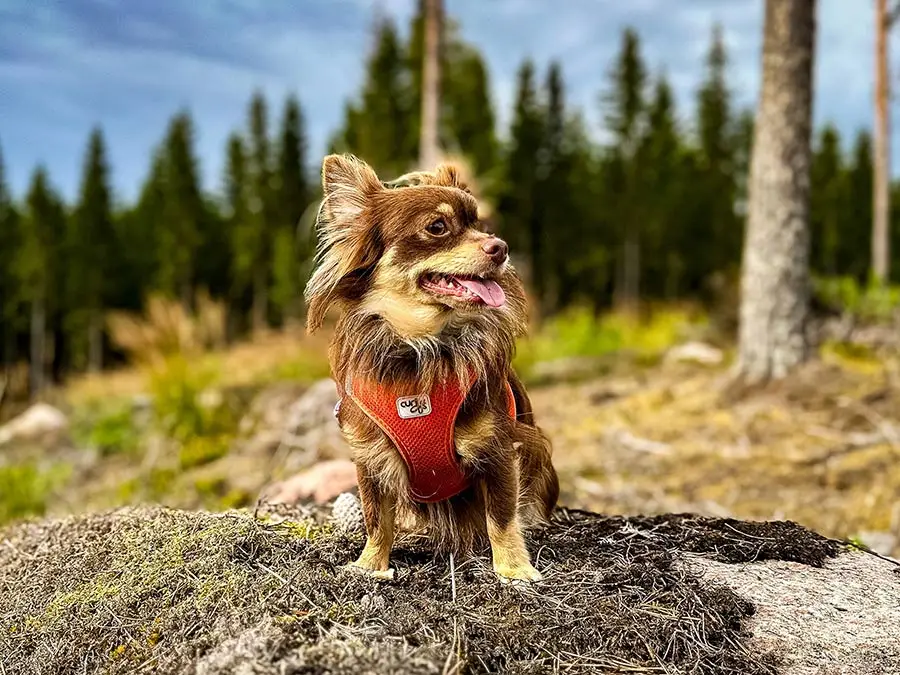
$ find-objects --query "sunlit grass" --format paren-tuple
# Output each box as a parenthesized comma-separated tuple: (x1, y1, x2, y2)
(514, 304, 708, 377)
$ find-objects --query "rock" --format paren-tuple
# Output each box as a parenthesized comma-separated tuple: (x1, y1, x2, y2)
(283, 379, 341, 436)
(239, 382, 308, 437)
(2, 506, 898, 675)
(260, 459, 357, 505)
(692, 553, 900, 675)
(0, 403, 69, 447)
(855, 530, 897, 557)
(240, 380, 348, 465)
(665, 341, 724, 366)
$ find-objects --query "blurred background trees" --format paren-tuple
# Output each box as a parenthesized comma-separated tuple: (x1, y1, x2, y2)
(0, 0, 891, 397)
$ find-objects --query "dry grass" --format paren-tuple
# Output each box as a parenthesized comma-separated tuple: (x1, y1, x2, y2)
(0, 502, 843, 674)
(66, 328, 332, 406)
(539, 354, 900, 545)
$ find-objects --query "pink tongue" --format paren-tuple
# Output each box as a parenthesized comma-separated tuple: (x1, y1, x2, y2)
(456, 278, 507, 307)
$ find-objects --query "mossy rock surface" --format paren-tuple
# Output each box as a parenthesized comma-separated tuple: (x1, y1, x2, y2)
(1, 504, 896, 674)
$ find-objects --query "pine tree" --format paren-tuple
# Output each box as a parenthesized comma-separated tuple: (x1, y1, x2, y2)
(498, 60, 544, 298)
(271, 94, 311, 324)
(445, 47, 497, 176)
(68, 127, 115, 371)
(737, 0, 816, 384)
(0, 142, 20, 369)
(115, 151, 164, 312)
(696, 24, 739, 274)
(336, 19, 416, 176)
(559, 114, 611, 308)
(158, 111, 204, 310)
(810, 124, 845, 276)
(602, 28, 647, 307)
(247, 91, 275, 332)
(223, 133, 252, 338)
(638, 74, 684, 298)
(357, 20, 416, 176)
(18, 167, 66, 396)
(844, 130, 874, 279)
(536, 62, 567, 310)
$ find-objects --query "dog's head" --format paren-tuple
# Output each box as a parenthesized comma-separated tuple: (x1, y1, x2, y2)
(305, 154, 526, 339)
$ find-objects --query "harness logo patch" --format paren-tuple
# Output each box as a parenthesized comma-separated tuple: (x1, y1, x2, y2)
(396, 394, 432, 419)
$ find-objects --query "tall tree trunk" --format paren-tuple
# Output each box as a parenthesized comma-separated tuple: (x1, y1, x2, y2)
(29, 295, 45, 398)
(874, 0, 891, 284)
(252, 266, 268, 334)
(737, 0, 816, 384)
(418, 0, 443, 169)
(87, 309, 103, 373)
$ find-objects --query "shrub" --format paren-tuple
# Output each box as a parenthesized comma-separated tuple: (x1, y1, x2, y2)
(0, 463, 69, 525)
(813, 275, 900, 323)
(514, 305, 705, 375)
(71, 403, 141, 456)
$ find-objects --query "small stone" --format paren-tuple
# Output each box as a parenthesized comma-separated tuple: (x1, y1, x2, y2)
(665, 341, 724, 366)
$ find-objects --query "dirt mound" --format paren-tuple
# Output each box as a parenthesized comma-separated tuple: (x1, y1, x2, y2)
(1, 504, 889, 675)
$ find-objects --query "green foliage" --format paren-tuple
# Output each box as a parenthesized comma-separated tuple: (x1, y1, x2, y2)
(0, 463, 69, 525)
(263, 348, 332, 384)
(498, 60, 543, 271)
(3, 14, 900, 390)
(515, 306, 704, 375)
(71, 401, 141, 456)
(67, 127, 116, 371)
(156, 112, 204, 306)
(18, 167, 66, 304)
(813, 275, 900, 323)
(148, 356, 231, 440)
(0, 141, 21, 365)
(335, 20, 414, 177)
(602, 27, 647, 154)
(147, 356, 237, 469)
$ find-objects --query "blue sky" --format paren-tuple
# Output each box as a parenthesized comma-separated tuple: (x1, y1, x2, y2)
(0, 0, 876, 202)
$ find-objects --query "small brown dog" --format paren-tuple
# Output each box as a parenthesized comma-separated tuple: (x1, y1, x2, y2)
(305, 154, 559, 582)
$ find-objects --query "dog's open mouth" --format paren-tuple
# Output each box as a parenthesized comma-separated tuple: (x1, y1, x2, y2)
(420, 273, 507, 307)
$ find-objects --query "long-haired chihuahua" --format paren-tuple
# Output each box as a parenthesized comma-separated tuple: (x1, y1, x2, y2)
(305, 154, 559, 582)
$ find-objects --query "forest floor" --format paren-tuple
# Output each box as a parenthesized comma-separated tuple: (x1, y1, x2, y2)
(2, 310, 899, 554)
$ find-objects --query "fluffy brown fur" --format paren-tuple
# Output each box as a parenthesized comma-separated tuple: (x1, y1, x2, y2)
(305, 154, 559, 582)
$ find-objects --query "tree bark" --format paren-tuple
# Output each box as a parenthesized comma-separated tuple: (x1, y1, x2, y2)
(873, 0, 891, 284)
(736, 0, 816, 384)
(418, 0, 442, 169)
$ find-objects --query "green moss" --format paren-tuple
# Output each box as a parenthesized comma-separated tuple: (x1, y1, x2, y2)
(274, 519, 334, 541)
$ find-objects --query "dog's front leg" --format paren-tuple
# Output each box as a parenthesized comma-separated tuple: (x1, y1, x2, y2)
(350, 464, 396, 579)
(481, 472, 542, 582)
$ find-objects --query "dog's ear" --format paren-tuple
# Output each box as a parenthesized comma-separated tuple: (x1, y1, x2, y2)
(305, 154, 383, 333)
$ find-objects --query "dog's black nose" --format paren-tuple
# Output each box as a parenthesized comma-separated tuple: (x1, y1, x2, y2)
(481, 237, 509, 263)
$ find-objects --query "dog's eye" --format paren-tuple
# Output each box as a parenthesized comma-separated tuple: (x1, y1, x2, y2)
(426, 219, 449, 237)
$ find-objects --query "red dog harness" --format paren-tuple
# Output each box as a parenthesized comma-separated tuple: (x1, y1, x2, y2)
(336, 374, 517, 503)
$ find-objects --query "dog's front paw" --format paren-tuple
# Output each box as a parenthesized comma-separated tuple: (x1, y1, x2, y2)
(346, 559, 396, 581)
(495, 562, 542, 583)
